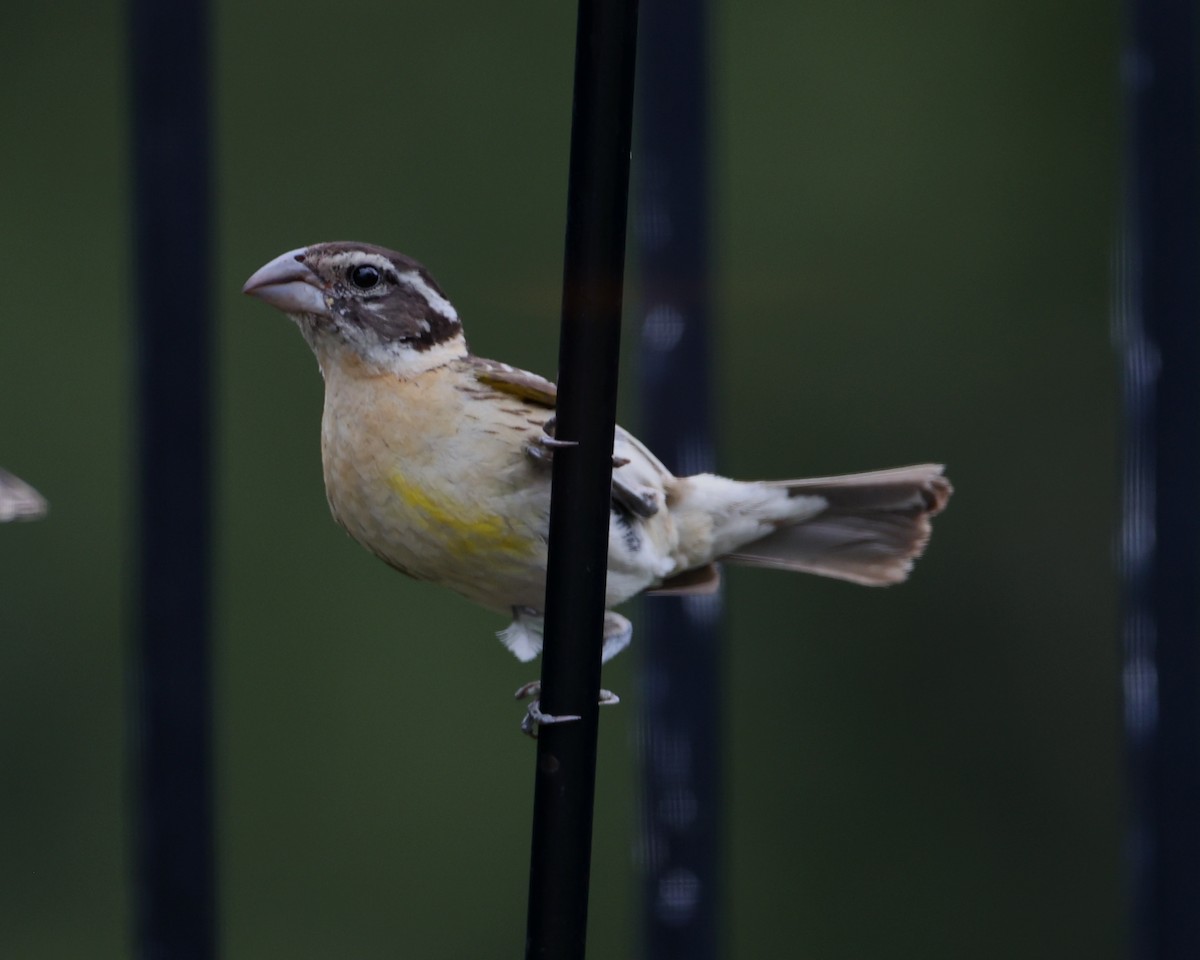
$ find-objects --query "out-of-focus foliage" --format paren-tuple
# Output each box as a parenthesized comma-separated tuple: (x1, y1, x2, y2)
(0, 0, 1120, 957)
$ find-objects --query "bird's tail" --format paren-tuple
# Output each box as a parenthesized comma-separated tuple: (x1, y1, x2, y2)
(718, 464, 951, 586)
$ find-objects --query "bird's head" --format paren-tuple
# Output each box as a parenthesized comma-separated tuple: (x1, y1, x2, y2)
(243, 242, 467, 376)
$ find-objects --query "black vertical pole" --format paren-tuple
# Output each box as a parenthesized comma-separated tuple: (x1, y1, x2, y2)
(1118, 0, 1200, 958)
(634, 0, 721, 957)
(525, 0, 639, 958)
(129, 0, 215, 957)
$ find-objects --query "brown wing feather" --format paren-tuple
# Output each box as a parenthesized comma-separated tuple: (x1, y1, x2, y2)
(468, 357, 558, 408)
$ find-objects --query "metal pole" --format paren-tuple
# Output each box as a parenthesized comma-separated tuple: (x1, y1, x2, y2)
(634, 0, 722, 956)
(129, 0, 215, 955)
(525, 0, 639, 957)
(1118, 0, 1200, 957)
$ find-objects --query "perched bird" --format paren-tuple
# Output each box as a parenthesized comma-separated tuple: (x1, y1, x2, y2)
(243, 241, 951, 727)
(0, 469, 47, 523)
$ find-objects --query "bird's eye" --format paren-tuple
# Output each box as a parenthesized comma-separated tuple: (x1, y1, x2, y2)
(349, 264, 382, 290)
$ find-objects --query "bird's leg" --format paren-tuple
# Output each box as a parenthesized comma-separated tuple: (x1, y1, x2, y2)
(610, 475, 660, 518)
(514, 609, 627, 737)
(516, 684, 581, 738)
(526, 419, 640, 482)
(501, 606, 584, 736)
(525, 416, 578, 464)
(515, 681, 620, 738)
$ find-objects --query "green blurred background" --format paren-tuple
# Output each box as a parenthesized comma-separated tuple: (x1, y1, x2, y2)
(1, 0, 1121, 957)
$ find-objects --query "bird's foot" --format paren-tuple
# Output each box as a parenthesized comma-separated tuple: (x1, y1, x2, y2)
(525, 418, 640, 477)
(525, 416, 578, 464)
(514, 681, 620, 738)
(611, 476, 659, 518)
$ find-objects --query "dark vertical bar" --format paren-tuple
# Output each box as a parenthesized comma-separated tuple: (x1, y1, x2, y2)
(525, 0, 639, 957)
(634, 0, 721, 958)
(1118, 0, 1200, 958)
(129, 0, 215, 956)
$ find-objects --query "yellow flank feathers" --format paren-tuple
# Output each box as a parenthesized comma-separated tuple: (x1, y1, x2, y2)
(387, 471, 531, 557)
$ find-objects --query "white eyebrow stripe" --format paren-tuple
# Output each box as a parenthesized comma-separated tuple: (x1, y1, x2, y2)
(322, 252, 460, 323)
(401, 270, 459, 322)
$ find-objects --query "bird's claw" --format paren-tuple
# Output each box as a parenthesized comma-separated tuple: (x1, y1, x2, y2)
(519, 701, 582, 738)
(538, 436, 579, 450)
(515, 681, 620, 738)
(526, 417, 633, 470)
(526, 417, 578, 463)
(611, 476, 659, 518)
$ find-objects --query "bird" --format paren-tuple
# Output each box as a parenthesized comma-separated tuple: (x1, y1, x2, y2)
(0, 469, 47, 523)
(243, 241, 951, 730)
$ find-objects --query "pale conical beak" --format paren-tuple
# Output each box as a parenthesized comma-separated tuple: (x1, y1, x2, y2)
(242, 247, 329, 315)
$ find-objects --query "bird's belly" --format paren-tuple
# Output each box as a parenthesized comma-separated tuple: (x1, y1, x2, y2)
(327, 476, 672, 607)
(320, 400, 679, 613)
(324, 446, 552, 609)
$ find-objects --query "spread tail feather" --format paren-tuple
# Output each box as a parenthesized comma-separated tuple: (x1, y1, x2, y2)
(723, 464, 951, 586)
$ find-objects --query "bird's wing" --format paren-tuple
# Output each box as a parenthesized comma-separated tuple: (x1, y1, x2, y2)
(613, 426, 673, 481)
(0, 469, 47, 522)
(468, 357, 558, 408)
(468, 353, 677, 531)
(468, 355, 673, 480)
